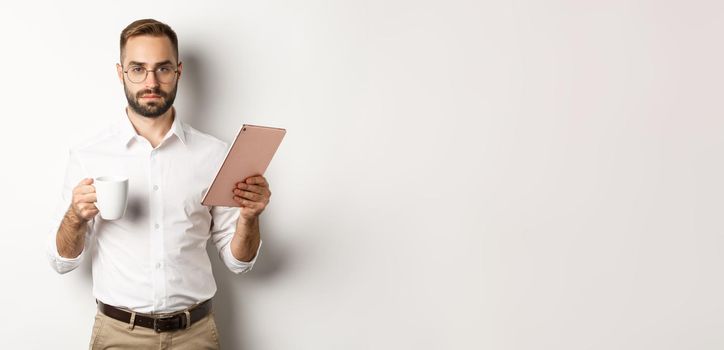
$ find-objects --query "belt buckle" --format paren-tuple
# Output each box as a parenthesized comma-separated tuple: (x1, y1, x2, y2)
(153, 314, 176, 333)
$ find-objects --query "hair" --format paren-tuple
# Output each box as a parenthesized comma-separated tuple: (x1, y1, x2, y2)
(120, 19, 179, 63)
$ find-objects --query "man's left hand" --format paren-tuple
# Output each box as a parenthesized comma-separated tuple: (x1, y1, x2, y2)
(232, 175, 271, 223)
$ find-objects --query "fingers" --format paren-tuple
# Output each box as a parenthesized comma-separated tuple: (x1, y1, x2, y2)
(234, 183, 271, 197)
(80, 208, 99, 220)
(78, 192, 97, 203)
(232, 196, 263, 209)
(233, 176, 272, 218)
(77, 202, 99, 213)
(73, 187, 96, 205)
(71, 178, 99, 221)
(72, 193, 98, 209)
(239, 176, 268, 187)
(233, 188, 268, 202)
(234, 176, 271, 207)
(74, 178, 96, 195)
(77, 185, 96, 195)
(73, 202, 99, 221)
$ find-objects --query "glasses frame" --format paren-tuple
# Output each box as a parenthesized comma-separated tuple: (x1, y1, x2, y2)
(122, 63, 181, 84)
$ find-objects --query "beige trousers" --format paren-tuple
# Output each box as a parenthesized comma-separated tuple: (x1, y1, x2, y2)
(89, 309, 221, 350)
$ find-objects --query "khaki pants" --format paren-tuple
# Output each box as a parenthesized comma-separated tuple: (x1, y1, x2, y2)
(89, 309, 221, 350)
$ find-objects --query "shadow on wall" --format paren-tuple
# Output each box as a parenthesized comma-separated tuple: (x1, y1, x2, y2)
(184, 48, 293, 349)
(207, 232, 292, 349)
(177, 49, 213, 135)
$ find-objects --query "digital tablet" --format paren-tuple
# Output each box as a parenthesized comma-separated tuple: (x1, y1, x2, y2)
(201, 124, 286, 207)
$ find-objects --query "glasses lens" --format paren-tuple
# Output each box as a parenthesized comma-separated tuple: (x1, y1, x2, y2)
(156, 66, 176, 83)
(127, 66, 146, 83)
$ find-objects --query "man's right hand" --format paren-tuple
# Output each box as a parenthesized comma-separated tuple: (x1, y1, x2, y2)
(70, 178, 99, 223)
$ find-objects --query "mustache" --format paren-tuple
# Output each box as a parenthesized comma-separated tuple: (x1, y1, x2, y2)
(136, 89, 166, 99)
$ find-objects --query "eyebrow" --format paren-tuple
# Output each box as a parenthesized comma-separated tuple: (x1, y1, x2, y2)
(127, 60, 175, 68)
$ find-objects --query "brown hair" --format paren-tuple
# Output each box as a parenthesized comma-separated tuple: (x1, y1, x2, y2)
(120, 19, 178, 62)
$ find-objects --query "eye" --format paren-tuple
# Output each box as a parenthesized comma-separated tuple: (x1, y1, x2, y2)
(158, 66, 173, 73)
(129, 66, 144, 73)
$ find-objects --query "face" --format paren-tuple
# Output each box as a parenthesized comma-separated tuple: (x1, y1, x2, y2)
(116, 35, 182, 118)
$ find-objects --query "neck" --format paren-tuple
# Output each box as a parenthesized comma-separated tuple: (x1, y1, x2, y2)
(125, 106, 175, 148)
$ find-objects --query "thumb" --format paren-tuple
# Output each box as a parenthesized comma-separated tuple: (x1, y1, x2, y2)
(79, 178, 94, 185)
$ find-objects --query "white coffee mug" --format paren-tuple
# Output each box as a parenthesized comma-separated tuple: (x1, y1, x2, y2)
(94, 176, 129, 220)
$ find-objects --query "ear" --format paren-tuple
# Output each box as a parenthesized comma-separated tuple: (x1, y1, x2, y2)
(116, 63, 124, 84)
(176, 61, 183, 81)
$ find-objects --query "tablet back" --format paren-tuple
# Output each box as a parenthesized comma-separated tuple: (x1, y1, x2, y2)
(201, 124, 286, 207)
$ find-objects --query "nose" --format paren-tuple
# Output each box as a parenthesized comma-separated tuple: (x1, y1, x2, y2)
(144, 70, 160, 88)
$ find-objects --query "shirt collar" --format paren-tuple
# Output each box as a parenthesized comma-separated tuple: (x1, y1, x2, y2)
(118, 107, 187, 148)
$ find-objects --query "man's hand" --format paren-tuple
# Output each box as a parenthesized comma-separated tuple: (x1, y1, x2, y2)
(232, 175, 271, 223)
(71, 178, 99, 223)
(56, 178, 97, 259)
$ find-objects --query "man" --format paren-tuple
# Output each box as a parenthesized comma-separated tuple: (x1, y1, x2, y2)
(46, 19, 271, 349)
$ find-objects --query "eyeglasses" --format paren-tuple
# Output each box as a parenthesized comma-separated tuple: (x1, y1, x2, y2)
(123, 64, 179, 84)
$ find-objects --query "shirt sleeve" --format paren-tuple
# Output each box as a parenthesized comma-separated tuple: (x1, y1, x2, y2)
(209, 205, 262, 274)
(46, 148, 94, 274)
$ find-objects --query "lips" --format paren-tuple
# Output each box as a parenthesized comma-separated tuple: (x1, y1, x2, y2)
(141, 95, 161, 98)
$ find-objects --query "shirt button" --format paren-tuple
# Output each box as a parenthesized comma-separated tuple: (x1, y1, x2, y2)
(154, 223, 160, 229)
(153, 185, 159, 191)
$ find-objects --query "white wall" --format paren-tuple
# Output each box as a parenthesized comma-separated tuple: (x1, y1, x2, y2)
(1, 1, 722, 349)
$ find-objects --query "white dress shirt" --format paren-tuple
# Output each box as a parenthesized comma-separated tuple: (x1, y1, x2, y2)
(46, 109, 261, 314)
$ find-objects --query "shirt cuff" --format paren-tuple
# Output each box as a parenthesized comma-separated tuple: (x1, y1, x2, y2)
(47, 231, 85, 274)
(224, 239, 262, 274)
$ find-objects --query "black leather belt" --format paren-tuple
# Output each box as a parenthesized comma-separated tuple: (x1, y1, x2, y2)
(96, 299, 212, 333)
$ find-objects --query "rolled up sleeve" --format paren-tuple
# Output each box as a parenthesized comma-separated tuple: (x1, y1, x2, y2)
(209, 205, 262, 274)
(46, 148, 93, 274)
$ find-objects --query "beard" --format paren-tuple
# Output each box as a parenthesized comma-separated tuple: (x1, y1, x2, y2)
(124, 82, 178, 118)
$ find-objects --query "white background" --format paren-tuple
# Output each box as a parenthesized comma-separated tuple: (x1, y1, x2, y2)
(1, 1, 723, 349)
